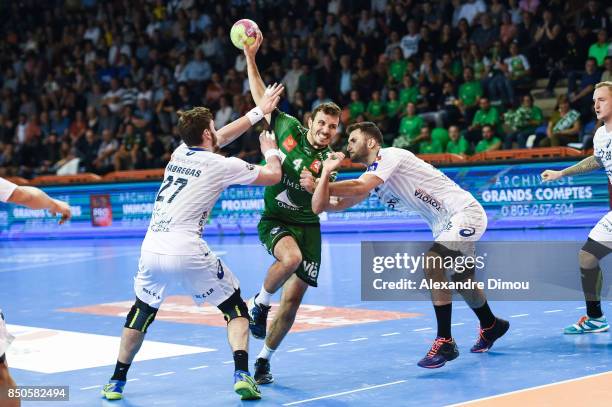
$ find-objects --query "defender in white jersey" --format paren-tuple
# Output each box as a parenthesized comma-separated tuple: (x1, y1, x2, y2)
(542, 81, 612, 335)
(307, 122, 509, 369)
(0, 176, 71, 407)
(101, 84, 285, 402)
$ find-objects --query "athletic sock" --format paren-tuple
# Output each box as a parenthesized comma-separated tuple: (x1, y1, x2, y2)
(233, 350, 249, 372)
(472, 301, 496, 328)
(434, 303, 452, 339)
(257, 343, 276, 361)
(111, 361, 131, 381)
(255, 286, 273, 307)
(586, 301, 603, 319)
(581, 266, 603, 319)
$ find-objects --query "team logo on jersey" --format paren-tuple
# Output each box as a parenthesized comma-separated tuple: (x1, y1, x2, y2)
(283, 135, 298, 152)
(459, 227, 476, 237)
(414, 188, 442, 211)
(186, 151, 196, 156)
(216, 259, 224, 279)
(245, 163, 255, 171)
(309, 160, 321, 173)
(270, 226, 281, 236)
(275, 190, 300, 210)
(367, 155, 381, 172)
(386, 195, 400, 209)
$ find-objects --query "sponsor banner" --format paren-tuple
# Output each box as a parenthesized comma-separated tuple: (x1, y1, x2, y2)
(361, 241, 612, 301)
(0, 160, 608, 239)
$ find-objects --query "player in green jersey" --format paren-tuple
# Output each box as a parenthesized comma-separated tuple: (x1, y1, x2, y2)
(243, 31, 342, 384)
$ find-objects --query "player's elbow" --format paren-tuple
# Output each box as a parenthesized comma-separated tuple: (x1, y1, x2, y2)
(312, 200, 325, 215)
(259, 167, 282, 186)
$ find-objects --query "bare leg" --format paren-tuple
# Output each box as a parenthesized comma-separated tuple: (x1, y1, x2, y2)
(117, 328, 145, 365)
(265, 274, 308, 350)
(227, 317, 249, 352)
(263, 236, 302, 294)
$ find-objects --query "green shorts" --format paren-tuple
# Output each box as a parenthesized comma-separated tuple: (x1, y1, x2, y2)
(257, 217, 321, 287)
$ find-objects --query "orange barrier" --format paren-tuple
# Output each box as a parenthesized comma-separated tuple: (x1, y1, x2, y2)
(4, 176, 30, 186)
(470, 147, 583, 162)
(29, 173, 102, 186)
(417, 153, 466, 164)
(103, 169, 165, 182)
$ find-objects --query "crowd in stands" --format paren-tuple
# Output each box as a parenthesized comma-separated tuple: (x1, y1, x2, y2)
(0, 0, 611, 178)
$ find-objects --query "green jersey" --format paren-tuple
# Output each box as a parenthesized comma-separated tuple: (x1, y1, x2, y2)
(263, 110, 335, 224)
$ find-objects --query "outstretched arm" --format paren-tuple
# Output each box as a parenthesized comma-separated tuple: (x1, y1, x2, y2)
(244, 31, 272, 123)
(8, 186, 71, 224)
(541, 155, 603, 182)
(215, 82, 284, 148)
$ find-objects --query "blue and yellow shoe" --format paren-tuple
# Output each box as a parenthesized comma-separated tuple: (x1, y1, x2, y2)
(233, 370, 261, 400)
(247, 295, 271, 340)
(564, 315, 609, 334)
(417, 337, 459, 368)
(101, 380, 125, 400)
(470, 318, 510, 353)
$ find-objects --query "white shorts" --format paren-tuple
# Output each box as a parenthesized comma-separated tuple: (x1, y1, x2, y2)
(0, 310, 15, 357)
(588, 211, 612, 248)
(134, 242, 240, 309)
(435, 201, 488, 256)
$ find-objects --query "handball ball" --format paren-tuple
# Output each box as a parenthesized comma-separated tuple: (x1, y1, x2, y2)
(230, 19, 259, 50)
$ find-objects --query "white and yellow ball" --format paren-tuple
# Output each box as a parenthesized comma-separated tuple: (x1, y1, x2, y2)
(230, 19, 259, 50)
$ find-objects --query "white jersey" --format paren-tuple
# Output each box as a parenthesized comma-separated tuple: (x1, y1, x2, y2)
(361, 147, 478, 237)
(593, 124, 612, 182)
(0, 177, 17, 203)
(141, 144, 261, 255)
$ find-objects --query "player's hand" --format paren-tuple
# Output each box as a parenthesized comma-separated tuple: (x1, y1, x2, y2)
(258, 83, 284, 115)
(243, 29, 263, 59)
(259, 130, 278, 155)
(300, 168, 317, 193)
(51, 199, 72, 224)
(541, 169, 563, 182)
(322, 152, 345, 172)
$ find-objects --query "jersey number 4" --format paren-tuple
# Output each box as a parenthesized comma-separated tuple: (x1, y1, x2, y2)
(156, 175, 188, 203)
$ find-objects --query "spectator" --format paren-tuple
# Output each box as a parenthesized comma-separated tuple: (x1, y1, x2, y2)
(588, 30, 610, 68)
(471, 14, 499, 52)
(457, 67, 483, 123)
(214, 96, 233, 128)
(446, 125, 470, 156)
(385, 89, 402, 132)
(93, 129, 118, 175)
(283, 58, 303, 103)
(502, 41, 532, 99)
(475, 125, 502, 153)
(503, 94, 544, 149)
(543, 31, 589, 97)
(400, 19, 421, 59)
(184, 49, 212, 83)
(311, 86, 332, 111)
(140, 130, 166, 169)
(466, 97, 501, 144)
(418, 125, 444, 154)
(540, 94, 582, 147)
(366, 90, 385, 128)
(348, 90, 366, 123)
(394, 103, 424, 150)
(569, 57, 601, 119)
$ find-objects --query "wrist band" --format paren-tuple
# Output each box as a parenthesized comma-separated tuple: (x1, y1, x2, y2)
(246, 106, 264, 125)
(264, 149, 282, 161)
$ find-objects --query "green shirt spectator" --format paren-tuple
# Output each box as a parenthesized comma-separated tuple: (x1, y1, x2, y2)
(419, 139, 444, 154)
(431, 128, 449, 150)
(366, 90, 385, 122)
(399, 75, 419, 106)
(397, 103, 423, 139)
(459, 67, 482, 107)
(475, 125, 502, 153)
(388, 48, 407, 84)
(446, 137, 470, 155)
(347, 90, 365, 121)
(385, 89, 402, 119)
(588, 30, 610, 67)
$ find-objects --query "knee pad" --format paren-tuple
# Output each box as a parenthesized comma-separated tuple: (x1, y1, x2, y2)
(218, 290, 249, 324)
(581, 238, 612, 261)
(124, 297, 158, 333)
